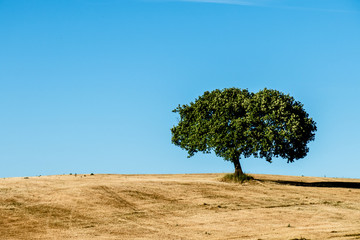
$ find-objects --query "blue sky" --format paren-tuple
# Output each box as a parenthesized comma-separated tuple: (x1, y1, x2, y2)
(1, 0, 359, 178)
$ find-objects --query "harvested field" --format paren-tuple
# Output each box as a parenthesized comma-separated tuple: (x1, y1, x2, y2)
(1, 173, 360, 239)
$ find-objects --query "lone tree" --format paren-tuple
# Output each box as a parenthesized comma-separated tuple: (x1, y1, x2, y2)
(171, 88, 317, 177)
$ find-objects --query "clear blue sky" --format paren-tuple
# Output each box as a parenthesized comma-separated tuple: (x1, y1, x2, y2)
(1, 0, 359, 178)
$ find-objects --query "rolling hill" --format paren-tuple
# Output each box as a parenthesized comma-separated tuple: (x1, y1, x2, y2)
(1, 173, 360, 239)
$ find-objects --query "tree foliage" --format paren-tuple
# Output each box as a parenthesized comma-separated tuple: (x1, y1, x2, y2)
(171, 88, 317, 176)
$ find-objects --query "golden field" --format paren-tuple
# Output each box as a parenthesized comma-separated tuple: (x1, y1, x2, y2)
(1, 173, 360, 240)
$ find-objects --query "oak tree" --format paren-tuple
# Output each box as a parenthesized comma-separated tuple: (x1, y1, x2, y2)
(171, 88, 317, 176)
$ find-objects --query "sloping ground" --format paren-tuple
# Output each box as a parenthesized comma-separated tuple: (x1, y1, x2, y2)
(1, 173, 360, 240)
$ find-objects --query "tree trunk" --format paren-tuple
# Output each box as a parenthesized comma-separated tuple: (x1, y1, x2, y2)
(233, 155, 244, 177)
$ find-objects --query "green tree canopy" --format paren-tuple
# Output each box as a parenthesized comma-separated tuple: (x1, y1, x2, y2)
(171, 88, 317, 176)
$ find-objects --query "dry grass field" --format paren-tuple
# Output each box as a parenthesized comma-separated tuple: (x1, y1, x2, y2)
(1, 173, 360, 240)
